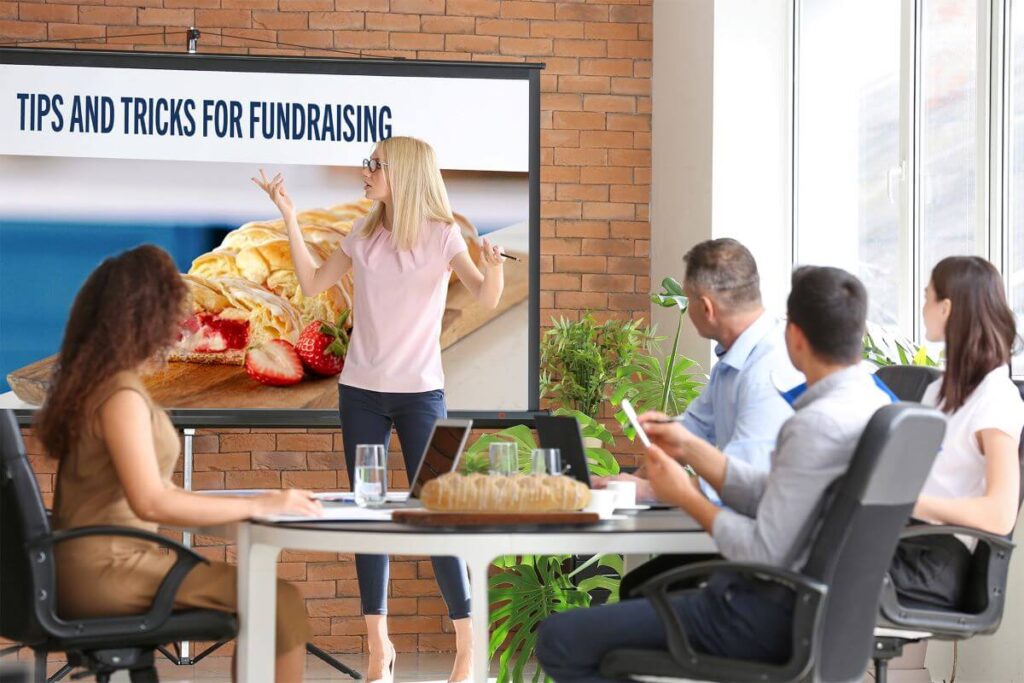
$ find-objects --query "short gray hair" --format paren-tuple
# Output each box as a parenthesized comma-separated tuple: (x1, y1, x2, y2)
(682, 238, 761, 310)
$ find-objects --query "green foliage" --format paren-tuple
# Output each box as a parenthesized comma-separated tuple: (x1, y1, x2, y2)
(863, 322, 941, 368)
(539, 313, 655, 419)
(612, 277, 706, 439)
(489, 553, 624, 683)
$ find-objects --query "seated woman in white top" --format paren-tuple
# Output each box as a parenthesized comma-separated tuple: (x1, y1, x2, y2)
(889, 256, 1024, 608)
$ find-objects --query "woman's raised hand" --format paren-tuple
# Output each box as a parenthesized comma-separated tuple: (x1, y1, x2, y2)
(251, 168, 295, 218)
(480, 237, 504, 269)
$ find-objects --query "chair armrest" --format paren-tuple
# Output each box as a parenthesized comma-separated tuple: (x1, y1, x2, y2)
(32, 525, 208, 640)
(637, 560, 827, 670)
(900, 524, 1014, 551)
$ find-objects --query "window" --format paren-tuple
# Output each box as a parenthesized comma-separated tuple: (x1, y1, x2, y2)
(796, 0, 905, 331)
(1009, 1, 1024, 373)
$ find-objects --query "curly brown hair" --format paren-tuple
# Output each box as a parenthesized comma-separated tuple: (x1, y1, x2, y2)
(36, 245, 189, 459)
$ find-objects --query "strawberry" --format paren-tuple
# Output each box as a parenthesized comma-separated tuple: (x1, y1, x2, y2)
(244, 339, 304, 386)
(295, 311, 351, 377)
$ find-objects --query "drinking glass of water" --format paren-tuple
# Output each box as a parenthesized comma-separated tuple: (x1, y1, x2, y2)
(530, 448, 562, 476)
(489, 442, 518, 476)
(354, 444, 387, 507)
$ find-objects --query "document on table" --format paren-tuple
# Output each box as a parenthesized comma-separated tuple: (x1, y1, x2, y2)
(258, 505, 394, 523)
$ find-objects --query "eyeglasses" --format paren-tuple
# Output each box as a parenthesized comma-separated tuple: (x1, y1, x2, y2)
(362, 158, 388, 173)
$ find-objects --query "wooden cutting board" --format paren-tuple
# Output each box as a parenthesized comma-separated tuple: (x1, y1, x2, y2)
(392, 510, 600, 527)
(7, 252, 529, 410)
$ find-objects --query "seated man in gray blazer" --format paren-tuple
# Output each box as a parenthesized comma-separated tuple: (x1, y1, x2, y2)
(535, 266, 892, 682)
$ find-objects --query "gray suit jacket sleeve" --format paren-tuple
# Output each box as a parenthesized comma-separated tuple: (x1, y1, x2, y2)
(712, 413, 845, 566)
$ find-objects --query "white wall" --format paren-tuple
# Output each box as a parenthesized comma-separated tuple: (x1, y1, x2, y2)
(652, 0, 792, 370)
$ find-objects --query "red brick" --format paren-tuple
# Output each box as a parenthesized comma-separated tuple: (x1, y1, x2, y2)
(607, 113, 648, 131)
(138, 8, 194, 25)
(476, 17, 529, 36)
(541, 200, 582, 219)
(389, 31, 443, 50)
(610, 148, 650, 165)
(543, 237, 582, 255)
(445, 34, 498, 52)
(542, 273, 583, 290)
(388, 615, 442, 633)
(609, 293, 651, 311)
(225, 470, 280, 489)
(195, 452, 250, 471)
(557, 184, 608, 202)
(611, 184, 650, 203)
(419, 633, 457, 651)
(555, 3, 608, 21)
(19, 4, 77, 21)
(192, 472, 225, 490)
(634, 131, 651, 149)
(584, 94, 636, 113)
(552, 110, 604, 129)
(612, 221, 649, 239)
(448, 0, 500, 15)
(390, 0, 444, 13)
(276, 433, 333, 450)
(610, 5, 653, 22)
(500, 36, 551, 55)
(541, 128, 579, 147)
(0, 2, 18, 19)
(308, 598, 362, 617)
(584, 21, 638, 40)
(298, 580, 337, 599)
(580, 130, 633, 148)
(583, 202, 635, 220)
(608, 39, 651, 58)
(541, 56, 579, 75)
(556, 291, 608, 309)
(220, 29, 278, 47)
(583, 273, 635, 291)
(310, 11, 365, 29)
(278, 29, 334, 47)
(554, 38, 606, 57)
(48, 23, 104, 39)
(608, 256, 648, 275)
(335, 0, 389, 9)
(580, 166, 632, 184)
(559, 75, 610, 93)
(389, 597, 419, 615)
(531, 20, 584, 39)
(543, 165, 580, 183)
(283, 470, 337, 489)
(554, 255, 608, 273)
(502, 1, 554, 19)
(219, 433, 276, 452)
(543, 92, 583, 111)
(276, 0, 330, 7)
(635, 240, 650, 258)
(582, 238, 635, 257)
(556, 220, 610, 238)
(421, 15, 474, 33)
(310, 635, 362, 652)
(334, 30, 389, 48)
(365, 12, 418, 30)
(391, 579, 440, 597)
(612, 77, 650, 96)
(196, 8, 251, 27)
(554, 147, 607, 166)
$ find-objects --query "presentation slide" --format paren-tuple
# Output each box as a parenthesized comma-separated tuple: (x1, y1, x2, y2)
(0, 52, 537, 415)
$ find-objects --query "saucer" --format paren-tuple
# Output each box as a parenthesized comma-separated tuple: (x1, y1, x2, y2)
(614, 504, 651, 511)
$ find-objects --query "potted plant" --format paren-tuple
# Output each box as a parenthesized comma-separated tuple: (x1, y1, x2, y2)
(613, 277, 705, 437)
(863, 321, 941, 367)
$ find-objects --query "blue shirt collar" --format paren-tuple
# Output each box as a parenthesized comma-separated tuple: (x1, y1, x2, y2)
(778, 367, 899, 407)
(715, 311, 777, 370)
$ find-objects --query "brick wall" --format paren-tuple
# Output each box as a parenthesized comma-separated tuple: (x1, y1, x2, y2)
(3, 0, 652, 662)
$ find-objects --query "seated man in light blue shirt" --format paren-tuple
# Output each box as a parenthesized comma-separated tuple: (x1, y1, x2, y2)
(600, 237, 799, 504)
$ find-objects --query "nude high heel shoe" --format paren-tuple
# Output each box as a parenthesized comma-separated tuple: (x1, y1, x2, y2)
(368, 645, 396, 683)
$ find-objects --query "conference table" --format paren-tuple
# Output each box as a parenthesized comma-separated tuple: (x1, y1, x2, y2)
(202, 510, 715, 683)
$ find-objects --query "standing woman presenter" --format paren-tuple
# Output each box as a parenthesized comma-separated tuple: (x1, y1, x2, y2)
(254, 136, 505, 683)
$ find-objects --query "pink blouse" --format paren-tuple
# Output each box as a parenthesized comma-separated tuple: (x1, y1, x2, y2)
(338, 218, 467, 393)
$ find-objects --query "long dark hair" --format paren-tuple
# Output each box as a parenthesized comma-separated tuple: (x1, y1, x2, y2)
(932, 256, 1018, 413)
(36, 245, 189, 459)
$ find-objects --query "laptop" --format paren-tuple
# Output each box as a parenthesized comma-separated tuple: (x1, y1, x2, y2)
(399, 418, 474, 506)
(534, 415, 592, 488)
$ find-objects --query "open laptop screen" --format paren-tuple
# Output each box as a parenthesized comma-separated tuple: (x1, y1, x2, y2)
(409, 419, 473, 499)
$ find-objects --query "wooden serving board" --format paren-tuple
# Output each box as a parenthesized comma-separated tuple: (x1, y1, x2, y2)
(392, 510, 601, 527)
(6, 251, 528, 410)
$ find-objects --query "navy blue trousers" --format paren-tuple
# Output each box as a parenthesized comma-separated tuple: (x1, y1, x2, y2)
(338, 384, 471, 619)
(535, 574, 793, 683)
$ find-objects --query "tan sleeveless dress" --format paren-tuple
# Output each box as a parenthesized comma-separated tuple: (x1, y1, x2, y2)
(53, 370, 309, 655)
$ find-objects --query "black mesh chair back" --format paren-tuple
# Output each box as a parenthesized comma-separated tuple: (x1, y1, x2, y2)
(874, 365, 941, 402)
(0, 409, 52, 646)
(800, 404, 944, 682)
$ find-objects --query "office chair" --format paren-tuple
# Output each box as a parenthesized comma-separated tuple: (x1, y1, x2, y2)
(870, 371, 1024, 683)
(599, 403, 945, 683)
(874, 366, 941, 406)
(0, 409, 237, 682)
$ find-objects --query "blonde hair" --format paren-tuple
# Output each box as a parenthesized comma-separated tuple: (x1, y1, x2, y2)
(361, 136, 455, 250)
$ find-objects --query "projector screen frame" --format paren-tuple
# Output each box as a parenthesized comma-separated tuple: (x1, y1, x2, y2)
(0, 47, 544, 428)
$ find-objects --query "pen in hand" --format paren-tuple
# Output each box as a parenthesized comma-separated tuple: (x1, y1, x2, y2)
(499, 251, 520, 262)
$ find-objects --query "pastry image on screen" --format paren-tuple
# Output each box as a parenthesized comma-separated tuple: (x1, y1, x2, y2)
(1, 160, 530, 412)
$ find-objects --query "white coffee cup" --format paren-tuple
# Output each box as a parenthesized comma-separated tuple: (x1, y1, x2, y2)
(583, 489, 618, 519)
(606, 480, 637, 508)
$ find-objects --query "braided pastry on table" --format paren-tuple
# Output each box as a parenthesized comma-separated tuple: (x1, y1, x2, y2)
(420, 473, 591, 513)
